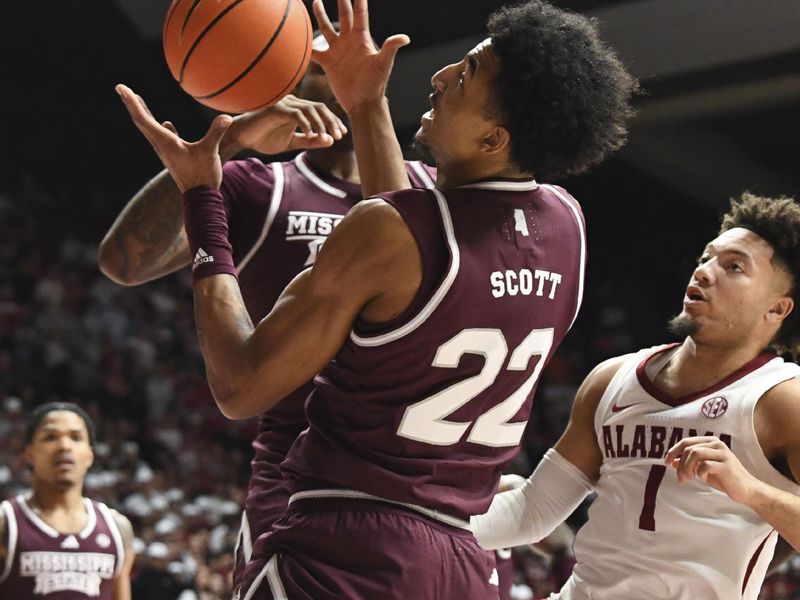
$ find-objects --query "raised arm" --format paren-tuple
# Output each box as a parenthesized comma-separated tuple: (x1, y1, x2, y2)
(311, 0, 413, 196)
(99, 94, 347, 285)
(667, 376, 800, 551)
(471, 356, 626, 550)
(111, 510, 135, 600)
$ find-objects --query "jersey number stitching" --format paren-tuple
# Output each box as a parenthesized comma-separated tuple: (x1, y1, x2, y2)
(397, 328, 554, 447)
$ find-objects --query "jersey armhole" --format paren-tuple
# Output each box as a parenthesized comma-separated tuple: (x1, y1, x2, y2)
(0, 501, 18, 583)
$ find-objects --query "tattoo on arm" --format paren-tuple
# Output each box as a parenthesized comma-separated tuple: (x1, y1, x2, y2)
(107, 171, 191, 282)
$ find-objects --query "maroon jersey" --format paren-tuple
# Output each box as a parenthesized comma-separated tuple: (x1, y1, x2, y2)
(283, 180, 586, 520)
(221, 152, 436, 579)
(0, 496, 125, 599)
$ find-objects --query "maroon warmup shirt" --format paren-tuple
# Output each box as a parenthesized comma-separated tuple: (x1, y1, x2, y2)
(283, 179, 587, 520)
(0, 496, 125, 599)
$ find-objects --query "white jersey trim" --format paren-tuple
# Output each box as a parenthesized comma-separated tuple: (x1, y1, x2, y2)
(0, 500, 17, 583)
(95, 502, 125, 577)
(237, 162, 285, 274)
(288, 488, 471, 530)
(541, 184, 586, 330)
(294, 153, 348, 199)
(460, 179, 538, 191)
(350, 189, 459, 347)
(16, 495, 96, 540)
(235, 510, 253, 564)
(408, 161, 436, 189)
(18, 495, 58, 538)
(242, 554, 287, 600)
(78, 498, 96, 539)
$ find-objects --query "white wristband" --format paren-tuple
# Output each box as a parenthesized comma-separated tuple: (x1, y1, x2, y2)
(471, 449, 593, 550)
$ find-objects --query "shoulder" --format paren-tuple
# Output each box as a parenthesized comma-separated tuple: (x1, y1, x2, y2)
(108, 509, 134, 549)
(573, 354, 633, 414)
(222, 157, 276, 197)
(755, 375, 800, 446)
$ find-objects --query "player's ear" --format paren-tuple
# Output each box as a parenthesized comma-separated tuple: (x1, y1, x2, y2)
(767, 295, 793, 325)
(480, 126, 510, 156)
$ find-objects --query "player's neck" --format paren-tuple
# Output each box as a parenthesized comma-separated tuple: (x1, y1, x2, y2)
(29, 484, 88, 533)
(30, 481, 85, 513)
(654, 339, 766, 398)
(435, 157, 531, 190)
(305, 149, 361, 184)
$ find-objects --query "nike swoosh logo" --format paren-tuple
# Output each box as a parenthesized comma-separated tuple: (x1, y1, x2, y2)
(611, 402, 638, 412)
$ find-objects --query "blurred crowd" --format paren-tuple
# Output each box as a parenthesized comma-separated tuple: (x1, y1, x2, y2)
(1, 181, 798, 599)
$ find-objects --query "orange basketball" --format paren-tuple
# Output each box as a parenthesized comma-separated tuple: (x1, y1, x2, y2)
(163, 0, 313, 113)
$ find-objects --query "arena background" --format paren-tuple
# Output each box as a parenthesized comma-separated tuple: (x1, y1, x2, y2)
(1, 0, 799, 597)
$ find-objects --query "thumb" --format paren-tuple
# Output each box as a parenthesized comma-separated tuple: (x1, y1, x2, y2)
(288, 132, 334, 151)
(201, 114, 233, 151)
(378, 34, 411, 67)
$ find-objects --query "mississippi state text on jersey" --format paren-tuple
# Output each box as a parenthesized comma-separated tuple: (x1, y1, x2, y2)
(0, 496, 125, 599)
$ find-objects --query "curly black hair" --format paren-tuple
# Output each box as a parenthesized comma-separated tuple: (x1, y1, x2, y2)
(26, 402, 96, 447)
(720, 192, 800, 360)
(487, 1, 637, 181)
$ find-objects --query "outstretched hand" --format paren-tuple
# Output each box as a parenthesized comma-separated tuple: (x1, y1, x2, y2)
(311, 0, 410, 115)
(116, 84, 229, 192)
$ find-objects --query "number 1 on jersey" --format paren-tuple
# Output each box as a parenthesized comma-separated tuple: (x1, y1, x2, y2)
(639, 464, 667, 531)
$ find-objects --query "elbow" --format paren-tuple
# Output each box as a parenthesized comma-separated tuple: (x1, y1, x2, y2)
(209, 378, 277, 420)
(97, 237, 136, 286)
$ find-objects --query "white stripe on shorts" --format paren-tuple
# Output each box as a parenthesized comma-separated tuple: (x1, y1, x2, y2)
(243, 555, 287, 600)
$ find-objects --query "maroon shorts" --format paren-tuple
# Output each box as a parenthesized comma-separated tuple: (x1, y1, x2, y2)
(235, 498, 500, 600)
(232, 427, 299, 589)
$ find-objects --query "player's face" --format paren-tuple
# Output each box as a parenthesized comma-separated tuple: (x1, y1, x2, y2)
(415, 40, 505, 166)
(25, 411, 94, 489)
(674, 227, 793, 347)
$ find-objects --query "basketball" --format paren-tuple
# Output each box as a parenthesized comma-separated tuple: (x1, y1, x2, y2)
(163, 0, 313, 113)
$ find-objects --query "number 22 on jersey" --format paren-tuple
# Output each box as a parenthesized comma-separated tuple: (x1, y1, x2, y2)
(397, 328, 554, 448)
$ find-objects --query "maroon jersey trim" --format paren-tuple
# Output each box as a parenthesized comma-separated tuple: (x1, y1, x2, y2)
(349, 189, 458, 347)
(294, 153, 349, 199)
(0, 500, 17, 582)
(542, 184, 586, 329)
(408, 161, 436, 189)
(95, 502, 125, 578)
(237, 162, 285, 274)
(635, 345, 777, 407)
(741, 530, 774, 594)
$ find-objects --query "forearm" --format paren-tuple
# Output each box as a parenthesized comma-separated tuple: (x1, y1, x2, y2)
(747, 481, 800, 552)
(99, 170, 189, 285)
(193, 275, 261, 418)
(349, 98, 411, 197)
(471, 449, 593, 550)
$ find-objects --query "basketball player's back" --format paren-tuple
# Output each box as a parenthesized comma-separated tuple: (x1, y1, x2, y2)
(284, 178, 587, 519)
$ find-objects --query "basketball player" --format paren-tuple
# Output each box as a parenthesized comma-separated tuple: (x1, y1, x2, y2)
(100, 32, 437, 591)
(472, 193, 800, 599)
(115, 0, 636, 596)
(0, 403, 135, 599)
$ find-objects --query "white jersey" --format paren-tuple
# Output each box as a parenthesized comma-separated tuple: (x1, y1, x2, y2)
(557, 344, 800, 600)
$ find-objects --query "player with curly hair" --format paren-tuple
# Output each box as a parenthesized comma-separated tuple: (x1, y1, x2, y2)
(473, 193, 800, 599)
(114, 0, 636, 597)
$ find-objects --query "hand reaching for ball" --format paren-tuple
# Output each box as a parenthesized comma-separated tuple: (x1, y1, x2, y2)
(116, 85, 349, 191)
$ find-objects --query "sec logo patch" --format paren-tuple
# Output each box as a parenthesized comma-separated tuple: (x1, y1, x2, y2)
(701, 396, 728, 419)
